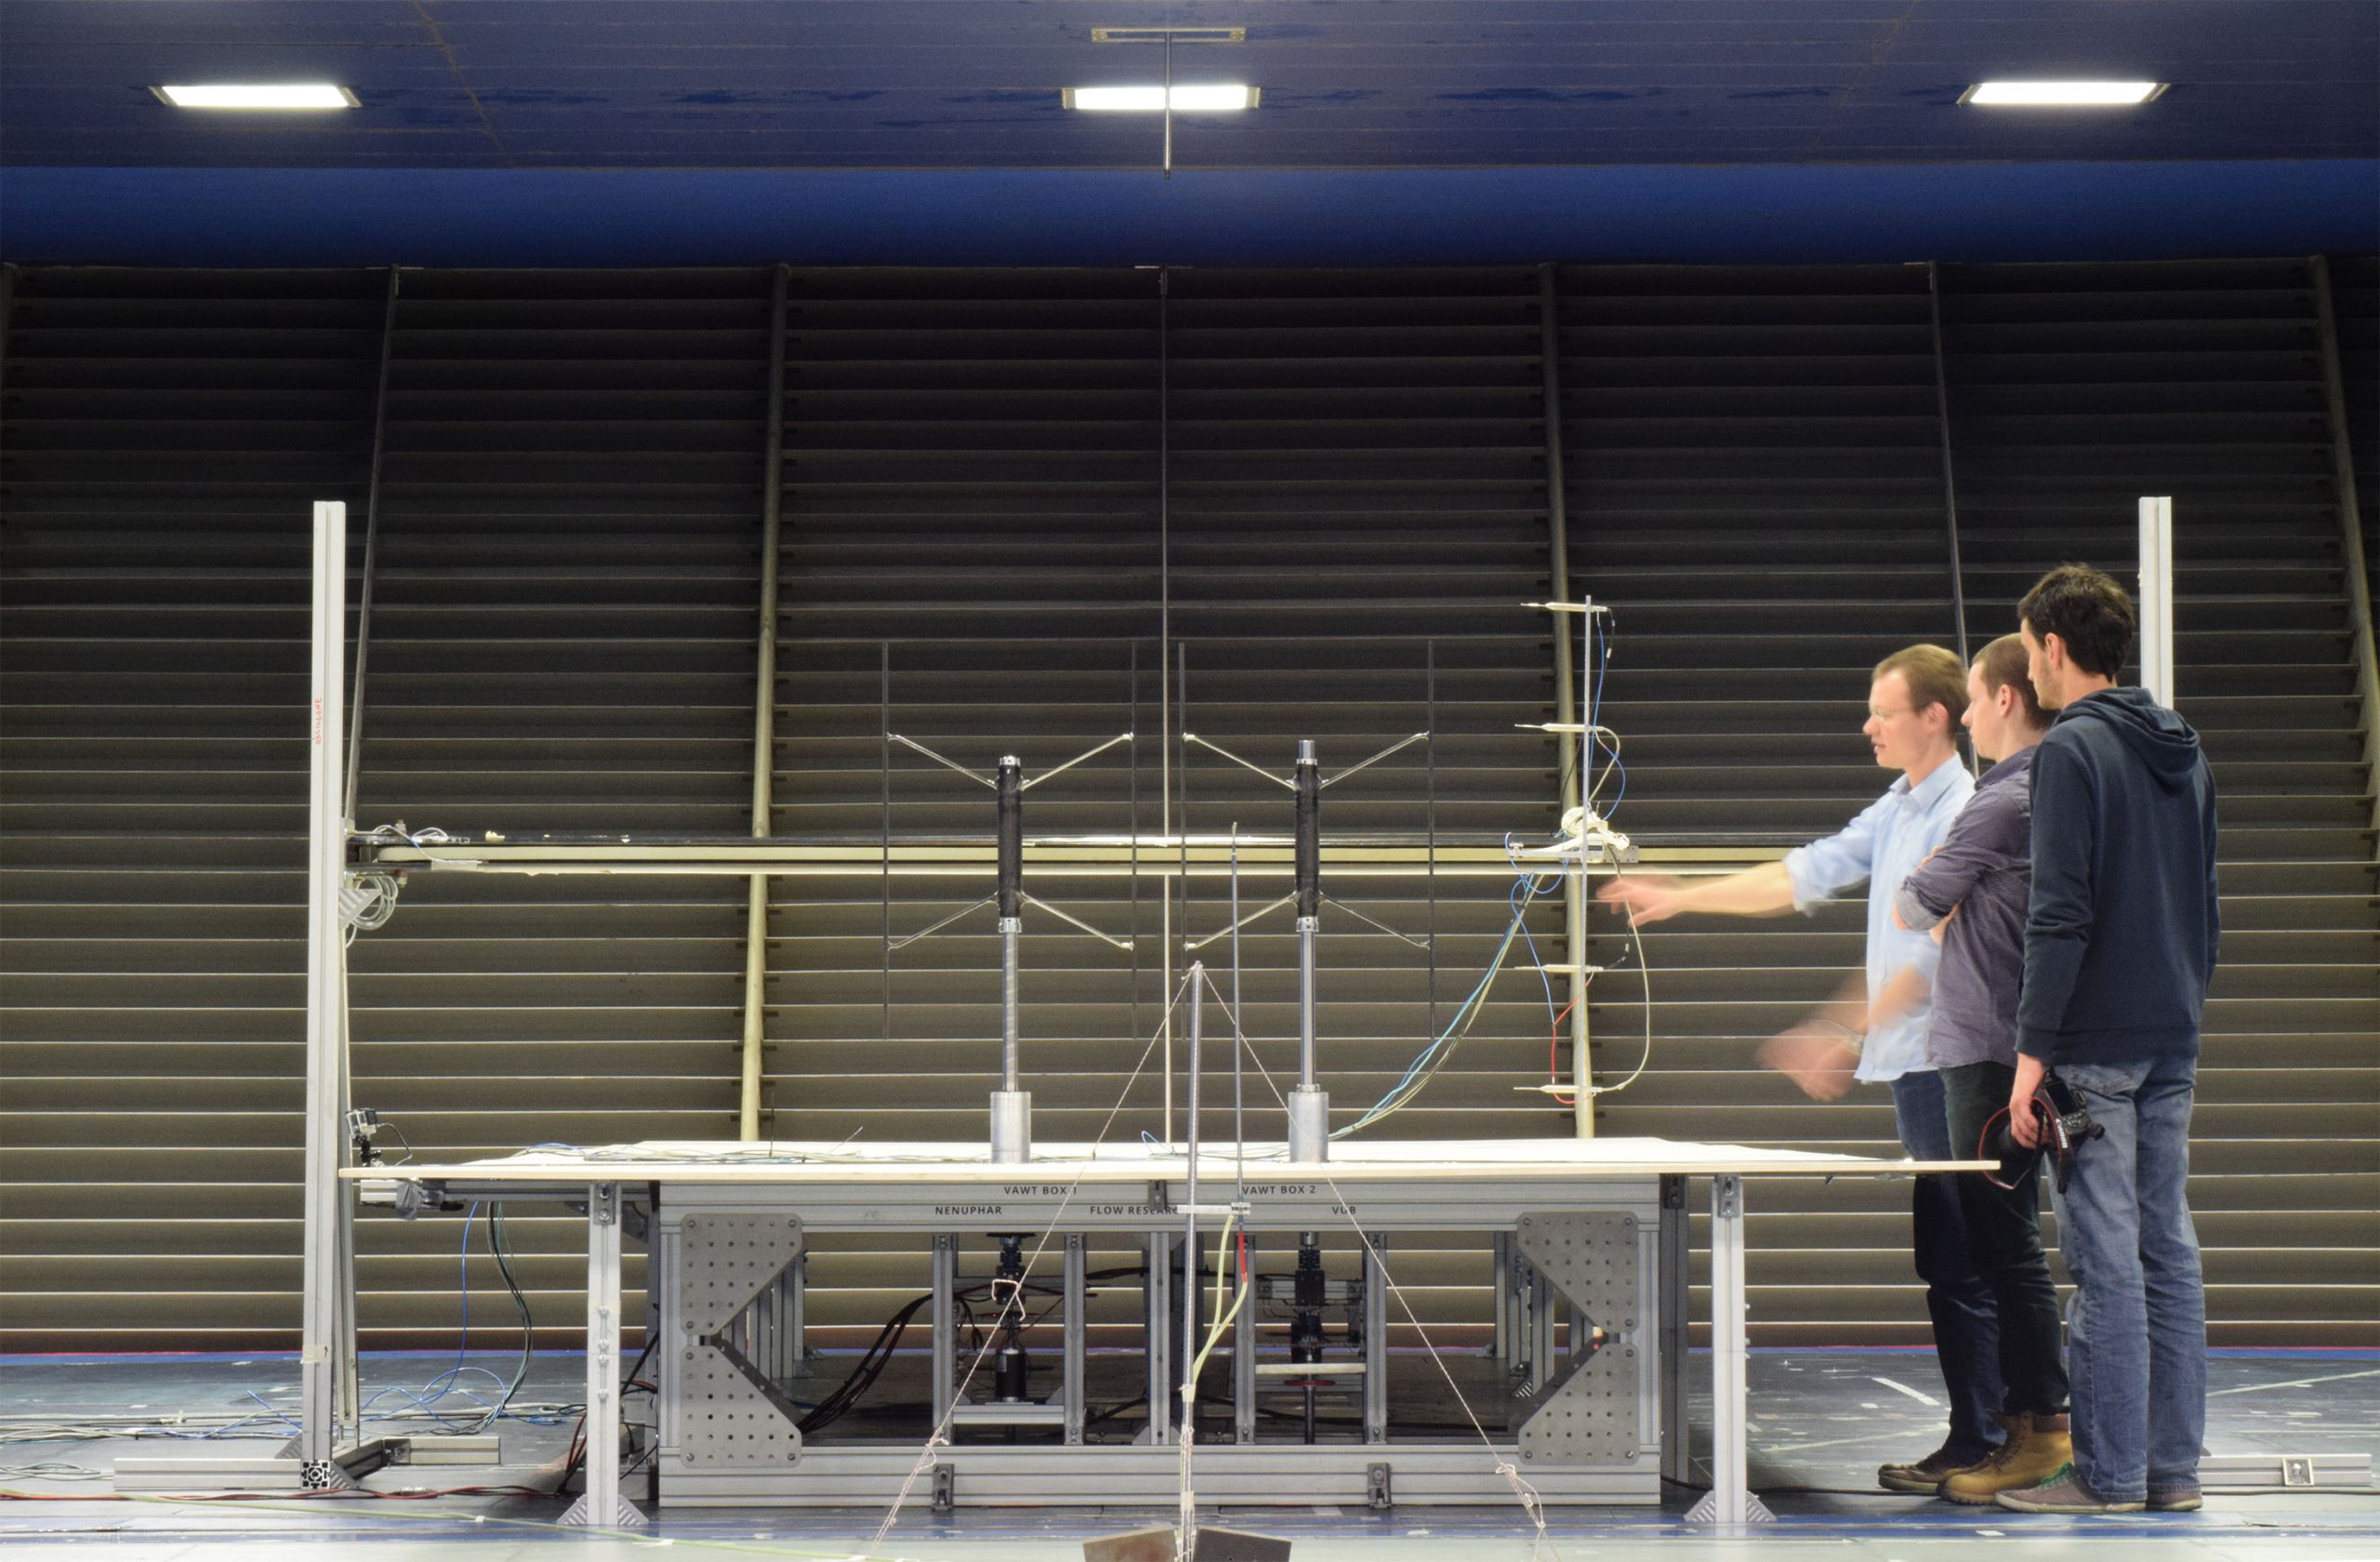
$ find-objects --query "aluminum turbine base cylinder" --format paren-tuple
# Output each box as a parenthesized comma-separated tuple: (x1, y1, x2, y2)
(989, 1090, 1032, 1164)
(1287, 1086, 1330, 1163)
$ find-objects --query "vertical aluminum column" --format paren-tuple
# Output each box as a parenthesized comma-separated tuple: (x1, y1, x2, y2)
(1182, 964, 1205, 1438)
(1362, 1235, 1388, 1443)
(562, 1184, 645, 1528)
(740, 263, 790, 1142)
(1064, 1235, 1088, 1444)
(2138, 496, 2175, 706)
(932, 1234, 958, 1425)
(990, 756, 1030, 1162)
(1658, 1174, 1692, 1486)
(1234, 1232, 1257, 1444)
(1144, 1230, 1172, 1443)
(1287, 743, 1329, 1160)
(298, 500, 349, 1472)
(1685, 1175, 1773, 1524)
(1537, 264, 1593, 1139)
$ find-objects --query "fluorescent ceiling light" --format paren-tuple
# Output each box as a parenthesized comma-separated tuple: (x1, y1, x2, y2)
(1961, 80, 2164, 107)
(1064, 85, 1257, 113)
(153, 84, 360, 111)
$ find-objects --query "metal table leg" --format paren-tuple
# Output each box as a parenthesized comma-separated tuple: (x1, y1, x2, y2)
(1144, 1231, 1171, 1443)
(562, 1182, 646, 1528)
(1686, 1174, 1773, 1524)
(932, 1234, 957, 1426)
(1234, 1233, 1257, 1444)
(1362, 1234, 1388, 1444)
(1064, 1235, 1087, 1445)
(1659, 1172, 1692, 1487)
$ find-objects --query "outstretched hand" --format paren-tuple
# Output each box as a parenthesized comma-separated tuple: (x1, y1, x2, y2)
(1596, 874, 1685, 926)
(1756, 1025, 1859, 1102)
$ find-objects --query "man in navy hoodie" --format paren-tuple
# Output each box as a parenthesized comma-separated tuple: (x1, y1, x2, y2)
(1994, 563, 2220, 1516)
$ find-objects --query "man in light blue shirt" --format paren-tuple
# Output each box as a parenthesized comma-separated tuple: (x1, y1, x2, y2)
(1599, 643, 2003, 1491)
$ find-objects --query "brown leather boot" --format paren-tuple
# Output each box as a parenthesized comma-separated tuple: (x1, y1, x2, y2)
(1879, 1418, 2004, 1494)
(1941, 1411, 2075, 1504)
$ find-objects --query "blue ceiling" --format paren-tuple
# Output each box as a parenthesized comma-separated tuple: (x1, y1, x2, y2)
(4, 0, 2374, 267)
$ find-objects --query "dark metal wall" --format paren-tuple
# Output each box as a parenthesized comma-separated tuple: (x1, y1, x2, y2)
(1, 259, 2373, 1352)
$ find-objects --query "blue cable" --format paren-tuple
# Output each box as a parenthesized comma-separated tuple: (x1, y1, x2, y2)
(1504, 840, 1565, 1031)
(1342, 865, 1553, 1133)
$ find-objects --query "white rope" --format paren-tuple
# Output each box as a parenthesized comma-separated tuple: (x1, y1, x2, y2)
(868, 976, 1194, 1552)
(1196, 969, 1566, 1561)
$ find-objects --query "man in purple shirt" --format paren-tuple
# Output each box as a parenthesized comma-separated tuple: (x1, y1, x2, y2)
(1894, 634, 2069, 1502)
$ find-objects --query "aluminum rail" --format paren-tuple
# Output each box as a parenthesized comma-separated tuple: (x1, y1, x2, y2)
(359, 836, 1787, 877)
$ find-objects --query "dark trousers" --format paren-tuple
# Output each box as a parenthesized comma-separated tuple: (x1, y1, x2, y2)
(1941, 1060, 2071, 1417)
(1892, 1068, 2004, 1459)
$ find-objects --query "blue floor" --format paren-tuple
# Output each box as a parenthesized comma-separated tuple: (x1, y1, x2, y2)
(2, 1348, 2373, 1558)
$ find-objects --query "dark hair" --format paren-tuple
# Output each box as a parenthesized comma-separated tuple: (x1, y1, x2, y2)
(1976, 633, 2048, 729)
(1872, 643, 1969, 730)
(2018, 563, 2135, 680)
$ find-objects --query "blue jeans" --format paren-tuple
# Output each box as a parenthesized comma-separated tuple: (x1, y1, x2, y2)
(1892, 1068, 2005, 1459)
(2051, 1054, 2208, 1502)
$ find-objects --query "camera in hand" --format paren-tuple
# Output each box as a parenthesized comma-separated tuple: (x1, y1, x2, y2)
(1981, 1072, 2104, 1193)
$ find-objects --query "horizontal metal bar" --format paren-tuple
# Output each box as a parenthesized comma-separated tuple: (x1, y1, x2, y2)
(363, 837, 1789, 877)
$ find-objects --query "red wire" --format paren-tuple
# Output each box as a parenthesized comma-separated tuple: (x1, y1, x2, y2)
(1547, 996, 1580, 1105)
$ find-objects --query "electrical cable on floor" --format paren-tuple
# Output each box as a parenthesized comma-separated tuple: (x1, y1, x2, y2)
(474, 1202, 536, 1430)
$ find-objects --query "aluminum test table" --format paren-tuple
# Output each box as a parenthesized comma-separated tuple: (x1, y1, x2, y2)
(350, 1136, 1981, 1526)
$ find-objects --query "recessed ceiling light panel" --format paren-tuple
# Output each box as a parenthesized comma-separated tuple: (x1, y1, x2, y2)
(153, 84, 361, 111)
(1091, 27, 1245, 44)
(1064, 85, 1258, 113)
(1961, 81, 2165, 107)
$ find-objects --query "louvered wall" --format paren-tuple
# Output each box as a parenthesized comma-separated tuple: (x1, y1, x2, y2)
(2338, 255, 2379, 566)
(0, 269, 383, 1343)
(1557, 263, 1965, 1342)
(763, 267, 1567, 1345)
(3, 260, 2373, 1353)
(342, 269, 766, 1339)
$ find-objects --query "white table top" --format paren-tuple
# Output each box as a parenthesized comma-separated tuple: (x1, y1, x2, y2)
(346, 1135, 1988, 1186)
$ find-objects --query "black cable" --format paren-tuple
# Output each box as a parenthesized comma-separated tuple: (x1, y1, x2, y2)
(477, 1203, 536, 1430)
(558, 1329, 658, 1492)
(1083, 1396, 1147, 1430)
(799, 1294, 934, 1435)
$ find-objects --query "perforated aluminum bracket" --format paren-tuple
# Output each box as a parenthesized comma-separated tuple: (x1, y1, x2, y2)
(681, 1213, 805, 1335)
(676, 1213, 806, 1469)
(1513, 1210, 1643, 1466)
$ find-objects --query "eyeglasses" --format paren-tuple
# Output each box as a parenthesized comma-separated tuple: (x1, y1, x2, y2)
(1867, 706, 1920, 721)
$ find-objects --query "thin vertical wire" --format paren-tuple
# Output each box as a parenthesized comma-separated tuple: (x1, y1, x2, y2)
(1157, 268, 1172, 1144)
(1426, 639, 1438, 1033)
(880, 642, 892, 1044)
